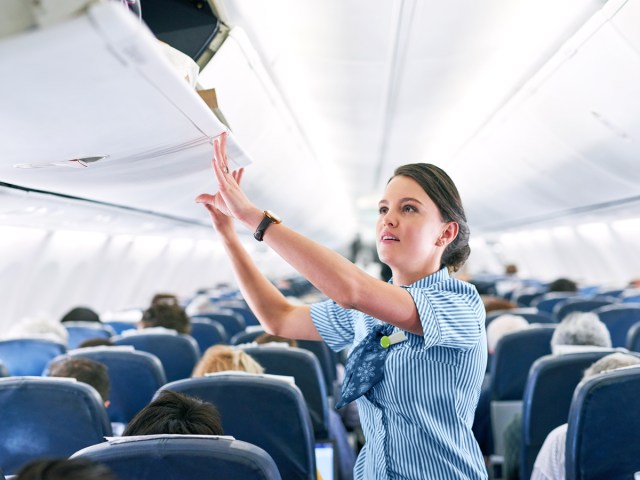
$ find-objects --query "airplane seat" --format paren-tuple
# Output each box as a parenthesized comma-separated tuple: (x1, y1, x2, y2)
(217, 302, 260, 327)
(0, 376, 111, 475)
(0, 339, 66, 376)
(189, 318, 228, 352)
(103, 321, 139, 335)
(72, 434, 281, 480)
(520, 351, 613, 480)
(553, 298, 617, 322)
(230, 328, 265, 345)
(489, 326, 555, 465)
(158, 374, 316, 480)
(531, 293, 578, 315)
(565, 366, 640, 480)
(623, 295, 640, 304)
(241, 346, 330, 440)
(62, 347, 167, 424)
(297, 339, 339, 395)
(191, 311, 246, 337)
(112, 333, 200, 383)
(63, 321, 116, 349)
(626, 321, 640, 352)
(594, 304, 640, 348)
(513, 291, 546, 308)
(485, 308, 554, 327)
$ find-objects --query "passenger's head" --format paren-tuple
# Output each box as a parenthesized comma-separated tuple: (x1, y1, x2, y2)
(505, 264, 518, 275)
(255, 332, 298, 347)
(583, 352, 640, 380)
(77, 338, 114, 348)
(15, 458, 116, 480)
(386, 163, 470, 273)
(192, 345, 264, 377)
(551, 312, 612, 353)
(547, 278, 577, 293)
(482, 295, 517, 313)
(122, 390, 223, 436)
(151, 293, 180, 306)
(61, 306, 100, 323)
(140, 303, 190, 334)
(5, 314, 68, 345)
(486, 314, 529, 354)
(47, 357, 110, 404)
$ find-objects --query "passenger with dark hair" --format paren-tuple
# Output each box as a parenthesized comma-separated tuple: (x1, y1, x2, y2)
(547, 278, 577, 293)
(140, 303, 190, 334)
(77, 338, 114, 348)
(196, 134, 487, 479)
(15, 458, 116, 480)
(122, 390, 223, 436)
(150, 293, 180, 306)
(47, 357, 110, 406)
(60, 306, 101, 323)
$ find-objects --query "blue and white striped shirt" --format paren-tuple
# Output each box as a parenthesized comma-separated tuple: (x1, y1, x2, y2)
(310, 267, 488, 479)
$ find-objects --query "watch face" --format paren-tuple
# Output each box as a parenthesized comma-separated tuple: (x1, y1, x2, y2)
(265, 210, 281, 223)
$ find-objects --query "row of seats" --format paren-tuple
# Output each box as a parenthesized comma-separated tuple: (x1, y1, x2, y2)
(0, 373, 314, 478)
(486, 304, 640, 349)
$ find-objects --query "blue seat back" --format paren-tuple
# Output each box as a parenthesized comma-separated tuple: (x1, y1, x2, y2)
(595, 304, 640, 348)
(532, 293, 578, 315)
(64, 322, 115, 349)
(553, 298, 616, 322)
(113, 333, 200, 382)
(486, 308, 554, 326)
(72, 434, 281, 480)
(297, 339, 338, 394)
(520, 351, 613, 480)
(566, 366, 640, 480)
(189, 319, 228, 352)
(192, 312, 245, 337)
(490, 327, 555, 401)
(103, 321, 138, 335)
(65, 347, 167, 423)
(160, 374, 316, 480)
(243, 346, 330, 439)
(626, 321, 640, 352)
(0, 376, 111, 474)
(0, 339, 66, 376)
(218, 303, 260, 327)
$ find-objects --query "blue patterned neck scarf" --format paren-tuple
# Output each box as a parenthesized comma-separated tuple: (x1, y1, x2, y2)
(336, 323, 395, 409)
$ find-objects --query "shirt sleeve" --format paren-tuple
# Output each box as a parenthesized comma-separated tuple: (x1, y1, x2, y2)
(405, 278, 485, 349)
(310, 300, 355, 352)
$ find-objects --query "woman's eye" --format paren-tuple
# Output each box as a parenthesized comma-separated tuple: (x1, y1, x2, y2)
(402, 205, 417, 212)
(378, 207, 388, 215)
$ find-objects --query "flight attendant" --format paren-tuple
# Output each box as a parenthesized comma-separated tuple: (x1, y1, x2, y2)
(197, 133, 487, 479)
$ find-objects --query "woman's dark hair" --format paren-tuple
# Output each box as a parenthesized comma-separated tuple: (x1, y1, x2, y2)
(391, 163, 470, 272)
(15, 458, 116, 480)
(123, 390, 223, 436)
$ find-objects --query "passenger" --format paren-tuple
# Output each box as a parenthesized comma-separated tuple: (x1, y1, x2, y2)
(150, 293, 180, 306)
(482, 295, 517, 313)
(14, 458, 116, 480)
(138, 303, 191, 335)
(196, 133, 487, 479)
(501, 311, 613, 479)
(550, 311, 612, 354)
(531, 352, 640, 480)
(46, 356, 124, 435)
(547, 278, 578, 293)
(60, 306, 101, 323)
(47, 357, 111, 406)
(486, 314, 529, 355)
(122, 390, 224, 436)
(3, 313, 68, 345)
(192, 344, 264, 377)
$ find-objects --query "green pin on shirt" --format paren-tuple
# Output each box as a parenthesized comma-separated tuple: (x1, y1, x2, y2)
(380, 331, 407, 349)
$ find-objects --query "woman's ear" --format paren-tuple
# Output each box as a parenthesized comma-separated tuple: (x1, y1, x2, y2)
(438, 222, 459, 246)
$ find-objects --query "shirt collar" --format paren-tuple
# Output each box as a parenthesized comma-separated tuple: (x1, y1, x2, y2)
(390, 266, 450, 289)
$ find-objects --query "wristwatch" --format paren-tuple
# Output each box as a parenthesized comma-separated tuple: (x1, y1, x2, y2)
(253, 210, 282, 241)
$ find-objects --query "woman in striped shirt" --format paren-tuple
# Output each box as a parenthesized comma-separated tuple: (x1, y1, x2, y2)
(197, 133, 488, 479)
